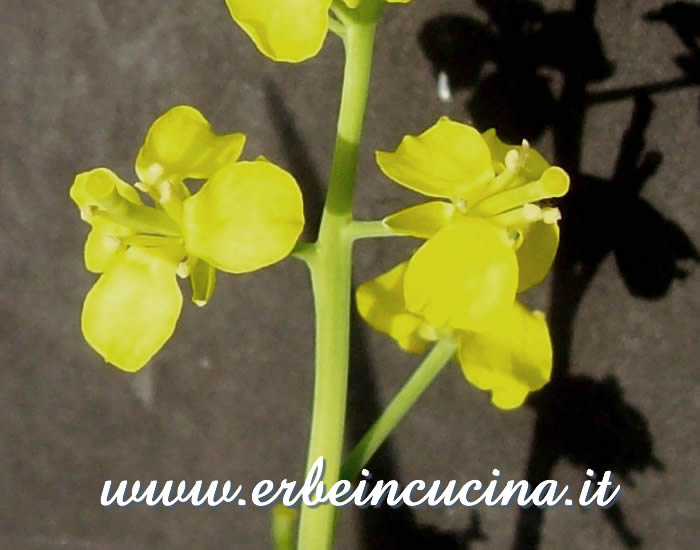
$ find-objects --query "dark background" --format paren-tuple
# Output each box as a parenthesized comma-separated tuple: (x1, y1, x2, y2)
(1, 1, 698, 549)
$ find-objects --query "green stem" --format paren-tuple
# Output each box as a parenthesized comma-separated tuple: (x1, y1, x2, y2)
(341, 337, 457, 482)
(346, 220, 395, 241)
(296, 19, 378, 550)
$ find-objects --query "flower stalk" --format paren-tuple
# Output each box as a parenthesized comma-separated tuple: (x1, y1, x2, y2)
(341, 337, 457, 482)
(296, 16, 379, 550)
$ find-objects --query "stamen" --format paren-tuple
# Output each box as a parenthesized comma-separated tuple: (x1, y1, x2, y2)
(80, 205, 97, 222)
(104, 235, 121, 251)
(522, 203, 541, 221)
(454, 198, 468, 212)
(176, 261, 191, 279)
(504, 149, 519, 171)
(542, 207, 562, 224)
(488, 204, 542, 228)
(472, 167, 570, 216)
(144, 163, 164, 184)
(418, 323, 442, 341)
(158, 181, 173, 204)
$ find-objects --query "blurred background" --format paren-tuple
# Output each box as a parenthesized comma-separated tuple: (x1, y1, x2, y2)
(0, 0, 698, 549)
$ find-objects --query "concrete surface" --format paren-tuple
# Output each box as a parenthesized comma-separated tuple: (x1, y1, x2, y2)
(0, 1, 698, 549)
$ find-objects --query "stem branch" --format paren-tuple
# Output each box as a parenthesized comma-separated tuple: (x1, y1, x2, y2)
(341, 337, 457, 482)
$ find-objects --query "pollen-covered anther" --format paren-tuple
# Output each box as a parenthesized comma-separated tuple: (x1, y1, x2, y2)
(176, 261, 190, 279)
(455, 198, 468, 212)
(542, 207, 562, 224)
(418, 322, 441, 342)
(80, 205, 97, 222)
(104, 236, 121, 251)
(144, 163, 164, 184)
(158, 181, 173, 204)
(504, 149, 520, 171)
(522, 203, 541, 221)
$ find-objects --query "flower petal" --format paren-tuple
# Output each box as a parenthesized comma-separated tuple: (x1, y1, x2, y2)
(516, 221, 560, 293)
(356, 262, 432, 354)
(135, 106, 246, 182)
(376, 117, 495, 200)
(225, 0, 332, 63)
(384, 201, 456, 239)
(404, 217, 518, 332)
(81, 247, 183, 372)
(481, 128, 550, 180)
(70, 168, 141, 211)
(84, 219, 131, 273)
(458, 301, 552, 409)
(183, 159, 305, 273)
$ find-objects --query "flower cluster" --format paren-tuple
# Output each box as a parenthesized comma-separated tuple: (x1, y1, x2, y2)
(357, 118, 569, 408)
(70, 106, 305, 372)
(225, 0, 412, 62)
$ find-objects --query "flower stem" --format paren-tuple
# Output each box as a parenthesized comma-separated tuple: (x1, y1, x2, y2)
(296, 20, 378, 550)
(346, 220, 395, 241)
(341, 337, 457, 482)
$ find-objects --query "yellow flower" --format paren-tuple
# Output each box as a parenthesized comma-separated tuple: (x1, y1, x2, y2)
(71, 106, 305, 372)
(356, 262, 552, 409)
(225, 0, 412, 63)
(376, 117, 569, 332)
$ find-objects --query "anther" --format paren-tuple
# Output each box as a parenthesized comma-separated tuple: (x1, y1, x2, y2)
(104, 236, 121, 251)
(176, 261, 191, 279)
(158, 181, 173, 204)
(80, 205, 97, 221)
(144, 163, 164, 183)
(522, 203, 541, 221)
(455, 198, 468, 212)
(542, 207, 562, 224)
(504, 149, 520, 171)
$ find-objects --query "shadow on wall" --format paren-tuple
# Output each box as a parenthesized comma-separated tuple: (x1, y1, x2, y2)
(420, 1, 698, 549)
(265, 1, 699, 548)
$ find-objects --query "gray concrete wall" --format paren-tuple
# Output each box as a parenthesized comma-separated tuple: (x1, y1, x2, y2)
(0, 1, 697, 549)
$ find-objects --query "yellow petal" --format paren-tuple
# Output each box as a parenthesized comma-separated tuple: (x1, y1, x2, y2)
(404, 217, 518, 331)
(516, 221, 560, 293)
(481, 128, 550, 180)
(384, 201, 456, 239)
(81, 247, 183, 372)
(183, 160, 305, 273)
(458, 302, 552, 409)
(225, 0, 332, 63)
(356, 262, 431, 354)
(135, 105, 246, 182)
(84, 219, 132, 273)
(376, 117, 495, 200)
(70, 168, 141, 211)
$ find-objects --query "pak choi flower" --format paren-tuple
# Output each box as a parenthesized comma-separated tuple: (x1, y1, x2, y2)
(225, 0, 412, 63)
(356, 262, 552, 409)
(71, 106, 305, 372)
(376, 117, 569, 333)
